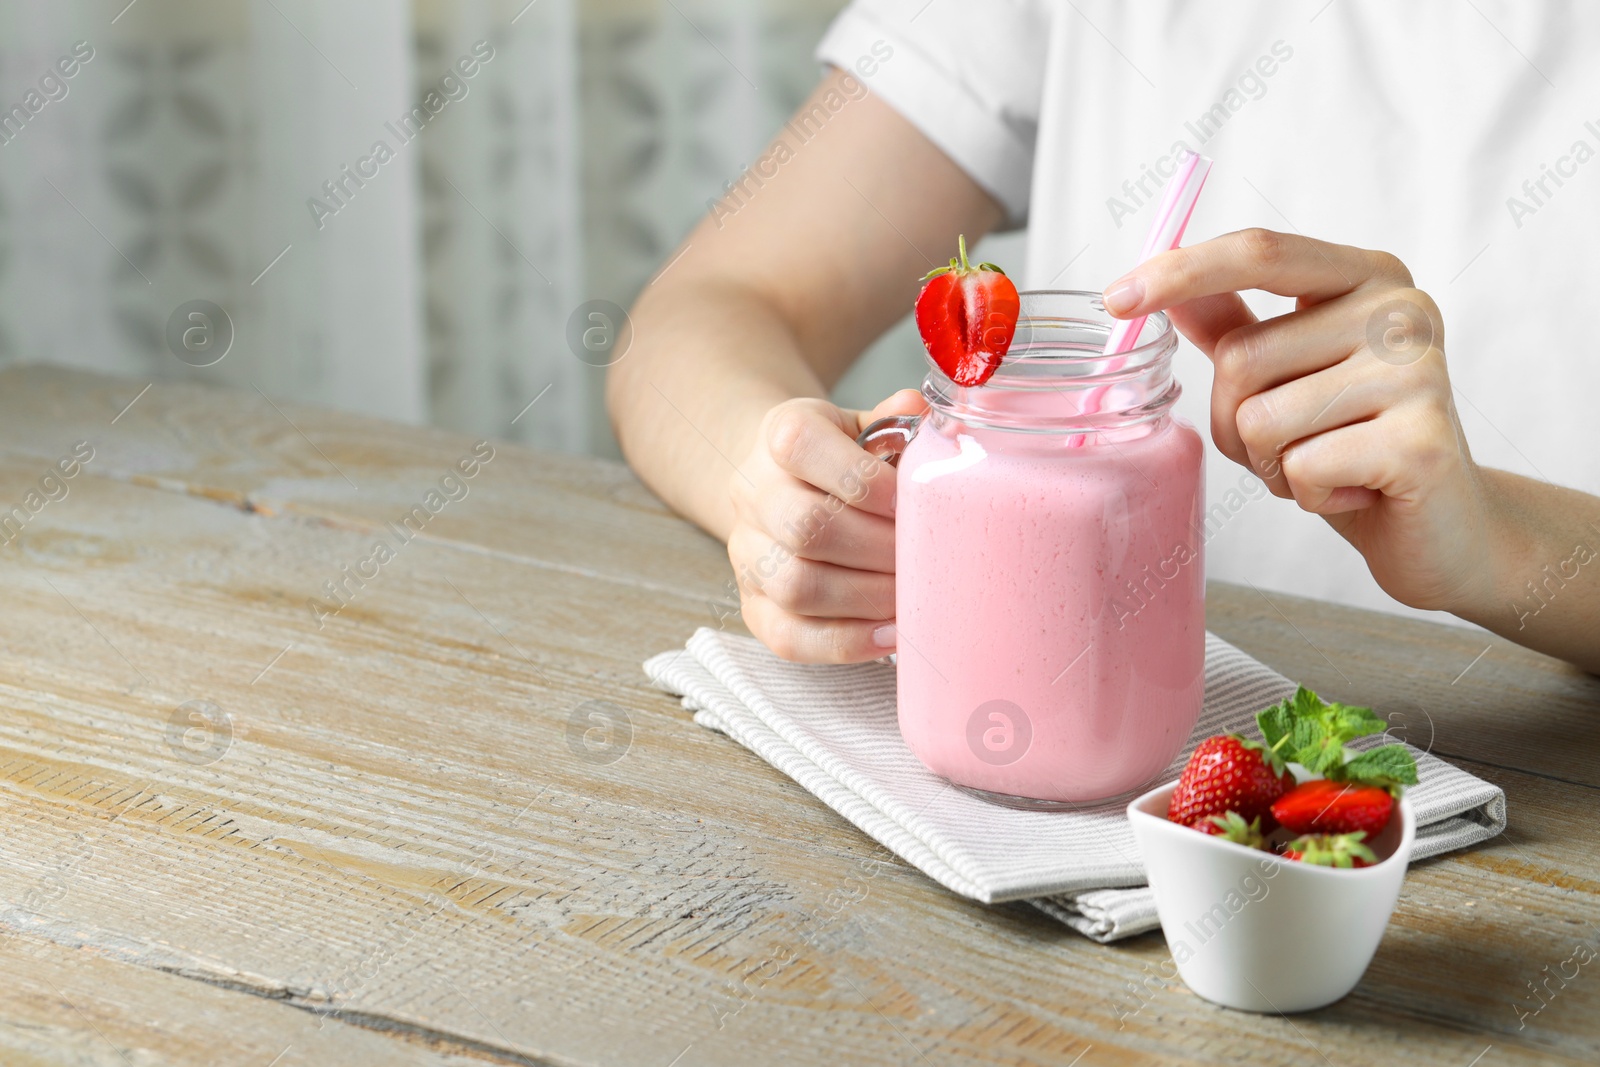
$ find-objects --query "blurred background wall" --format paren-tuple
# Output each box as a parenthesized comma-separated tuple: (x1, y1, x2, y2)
(0, 0, 942, 459)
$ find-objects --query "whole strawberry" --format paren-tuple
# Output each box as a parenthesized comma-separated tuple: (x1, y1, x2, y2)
(1271, 778, 1394, 837)
(1167, 734, 1296, 830)
(914, 234, 1019, 387)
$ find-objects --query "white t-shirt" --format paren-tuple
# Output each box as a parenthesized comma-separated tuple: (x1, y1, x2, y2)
(819, 0, 1600, 626)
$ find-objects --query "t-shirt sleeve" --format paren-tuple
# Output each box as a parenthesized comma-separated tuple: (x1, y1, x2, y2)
(815, 0, 1050, 226)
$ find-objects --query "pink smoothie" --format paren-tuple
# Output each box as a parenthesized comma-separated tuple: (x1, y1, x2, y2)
(895, 410, 1205, 803)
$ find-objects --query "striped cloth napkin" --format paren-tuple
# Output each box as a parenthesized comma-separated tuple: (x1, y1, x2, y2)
(644, 627, 1507, 942)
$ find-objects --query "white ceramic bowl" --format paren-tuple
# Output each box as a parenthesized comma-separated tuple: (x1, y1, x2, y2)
(1127, 779, 1415, 1013)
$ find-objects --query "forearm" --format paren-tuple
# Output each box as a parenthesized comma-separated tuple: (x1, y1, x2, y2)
(606, 67, 1002, 548)
(607, 275, 826, 541)
(1468, 468, 1600, 673)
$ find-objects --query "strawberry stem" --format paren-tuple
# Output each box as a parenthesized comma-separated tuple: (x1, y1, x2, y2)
(921, 235, 1002, 280)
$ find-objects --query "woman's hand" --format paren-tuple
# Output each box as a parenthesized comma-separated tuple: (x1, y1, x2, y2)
(727, 389, 926, 663)
(1103, 228, 1496, 615)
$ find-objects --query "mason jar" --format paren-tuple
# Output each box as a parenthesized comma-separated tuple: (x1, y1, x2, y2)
(859, 290, 1205, 807)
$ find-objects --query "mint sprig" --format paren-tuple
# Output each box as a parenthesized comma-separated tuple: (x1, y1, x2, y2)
(1335, 744, 1420, 790)
(1243, 686, 1418, 792)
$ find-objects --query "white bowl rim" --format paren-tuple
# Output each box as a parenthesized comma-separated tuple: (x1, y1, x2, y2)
(1127, 778, 1417, 877)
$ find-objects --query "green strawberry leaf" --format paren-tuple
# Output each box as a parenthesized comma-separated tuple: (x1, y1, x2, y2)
(1233, 734, 1286, 777)
(1208, 811, 1268, 850)
(1331, 744, 1419, 789)
(1288, 831, 1378, 868)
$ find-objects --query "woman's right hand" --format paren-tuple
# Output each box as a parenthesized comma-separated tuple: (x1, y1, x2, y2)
(727, 389, 926, 663)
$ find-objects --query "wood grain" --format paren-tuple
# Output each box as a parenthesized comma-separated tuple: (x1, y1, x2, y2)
(0, 366, 734, 604)
(0, 934, 496, 1066)
(0, 365, 1595, 1065)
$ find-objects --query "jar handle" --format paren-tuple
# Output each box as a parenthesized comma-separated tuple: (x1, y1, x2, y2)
(856, 414, 921, 468)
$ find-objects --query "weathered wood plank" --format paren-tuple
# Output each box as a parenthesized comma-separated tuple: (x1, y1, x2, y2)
(0, 364, 735, 605)
(0, 369, 1596, 1064)
(0, 933, 510, 1066)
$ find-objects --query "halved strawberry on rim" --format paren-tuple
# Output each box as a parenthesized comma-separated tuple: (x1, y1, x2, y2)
(913, 234, 1019, 387)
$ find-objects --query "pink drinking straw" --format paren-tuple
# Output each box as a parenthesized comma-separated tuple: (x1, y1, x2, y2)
(1069, 154, 1212, 448)
(1101, 152, 1213, 356)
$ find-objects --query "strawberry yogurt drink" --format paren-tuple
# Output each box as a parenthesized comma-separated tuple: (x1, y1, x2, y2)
(861, 291, 1205, 806)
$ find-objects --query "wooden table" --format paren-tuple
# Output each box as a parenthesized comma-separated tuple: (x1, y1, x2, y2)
(0, 365, 1596, 1067)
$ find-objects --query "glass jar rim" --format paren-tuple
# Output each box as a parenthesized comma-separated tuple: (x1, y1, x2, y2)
(920, 289, 1177, 395)
(918, 290, 1181, 434)
(974, 289, 1175, 388)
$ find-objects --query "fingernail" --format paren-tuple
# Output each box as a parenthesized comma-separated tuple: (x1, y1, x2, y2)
(872, 623, 897, 649)
(1103, 277, 1144, 316)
